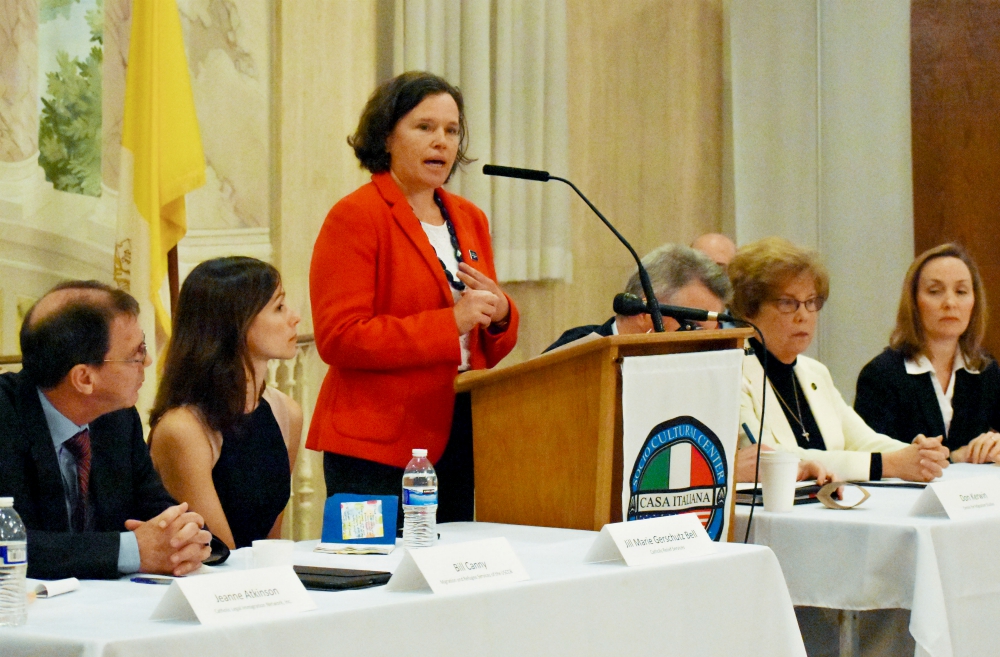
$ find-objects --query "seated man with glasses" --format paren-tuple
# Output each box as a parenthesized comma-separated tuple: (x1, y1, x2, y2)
(544, 244, 731, 352)
(729, 237, 949, 482)
(0, 281, 223, 579)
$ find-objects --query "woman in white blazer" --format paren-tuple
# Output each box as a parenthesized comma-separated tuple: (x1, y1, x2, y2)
(730, 237, 950, 482)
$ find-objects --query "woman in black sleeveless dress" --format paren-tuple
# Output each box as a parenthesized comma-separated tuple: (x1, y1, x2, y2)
(149, 257, 303, 549)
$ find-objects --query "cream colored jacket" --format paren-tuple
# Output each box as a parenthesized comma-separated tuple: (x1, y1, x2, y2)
(739, 353, 908, 481)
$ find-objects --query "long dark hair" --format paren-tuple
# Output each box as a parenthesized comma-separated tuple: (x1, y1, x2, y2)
(151, 257, 280, 433)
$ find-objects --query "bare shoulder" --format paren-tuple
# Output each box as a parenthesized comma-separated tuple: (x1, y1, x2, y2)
(149, 405, 220, 464)
(261, 388, 302, 459)
(262, 387, 302, 424)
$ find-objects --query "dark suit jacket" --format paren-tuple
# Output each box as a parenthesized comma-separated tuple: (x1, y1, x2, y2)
(0, 371, 176, 580)
(854, 348, 1000, 452)
(544, 317, 616, 353)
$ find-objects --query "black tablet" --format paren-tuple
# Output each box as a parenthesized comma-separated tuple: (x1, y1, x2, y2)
(292, 565, 392, 591)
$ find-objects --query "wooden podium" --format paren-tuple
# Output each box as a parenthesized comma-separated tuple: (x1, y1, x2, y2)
(456, 328, 753, 532)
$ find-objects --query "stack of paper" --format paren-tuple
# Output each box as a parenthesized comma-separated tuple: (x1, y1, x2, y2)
(314, 542, 396, 556)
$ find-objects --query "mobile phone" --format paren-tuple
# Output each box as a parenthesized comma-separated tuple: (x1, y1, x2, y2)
(292, 565, 391, 591)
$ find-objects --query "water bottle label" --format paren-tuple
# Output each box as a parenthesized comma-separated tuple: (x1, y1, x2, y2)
(403, 489, 438, 506)
(0, 545, 26, 565)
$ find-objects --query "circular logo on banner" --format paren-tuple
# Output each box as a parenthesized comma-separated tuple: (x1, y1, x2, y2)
(627, 415, 729, 541)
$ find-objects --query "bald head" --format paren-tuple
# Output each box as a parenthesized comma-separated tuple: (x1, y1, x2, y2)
(28, 287, 115, 328)
(691, 233, 737, 268)
(20, 281, 139, 389)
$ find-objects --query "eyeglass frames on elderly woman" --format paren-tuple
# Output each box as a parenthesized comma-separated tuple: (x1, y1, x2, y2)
(771, 297, 825, 313)
(103, 337, 148, 364)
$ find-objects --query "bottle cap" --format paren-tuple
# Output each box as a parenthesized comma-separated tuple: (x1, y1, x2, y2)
(0, 497, 12, 507)
(412, 448, 428, 457)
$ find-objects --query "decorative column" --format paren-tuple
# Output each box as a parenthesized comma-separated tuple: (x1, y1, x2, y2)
(102, 0, 132, 191)
(0, 0, 38, 163)
(0, 0, 45, 220)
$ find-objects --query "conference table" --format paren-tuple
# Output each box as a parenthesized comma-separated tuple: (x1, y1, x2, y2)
(1, 521, 805, 657)
(735, 463, 1000, 657)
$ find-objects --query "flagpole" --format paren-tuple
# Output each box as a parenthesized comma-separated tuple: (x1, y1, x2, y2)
(168, 246, 179, 314)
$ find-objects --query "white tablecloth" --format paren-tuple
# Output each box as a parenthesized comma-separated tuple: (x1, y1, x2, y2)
(735, 463, 1000, 657)
(1, 522, 805, 657)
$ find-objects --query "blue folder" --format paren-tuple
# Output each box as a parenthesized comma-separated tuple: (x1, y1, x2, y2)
(321, 493, 397, 545)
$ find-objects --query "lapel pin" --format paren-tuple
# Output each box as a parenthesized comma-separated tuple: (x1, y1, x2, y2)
(811, 383, 817, 390)
(469, 250, 479, 261)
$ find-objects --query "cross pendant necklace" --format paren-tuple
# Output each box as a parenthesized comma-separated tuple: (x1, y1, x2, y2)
(791, 376, 809, 441)
(772, 375, 810, 442)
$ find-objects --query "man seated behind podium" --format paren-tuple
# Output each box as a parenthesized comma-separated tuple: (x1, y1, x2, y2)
(0, 281, 213, 580)
(542, 245, 835, 485)
(544, 244, 730, 352)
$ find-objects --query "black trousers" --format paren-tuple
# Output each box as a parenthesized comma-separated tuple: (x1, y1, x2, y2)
(323, 392, 474, 526)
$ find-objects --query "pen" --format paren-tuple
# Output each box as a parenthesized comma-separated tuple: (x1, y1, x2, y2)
(131, 576, 173, 585)
(742, 422, 758, 445)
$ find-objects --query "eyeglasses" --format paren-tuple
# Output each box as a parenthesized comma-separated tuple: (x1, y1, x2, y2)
(103, 341, 148, 365)
(772, 297, 825, 314)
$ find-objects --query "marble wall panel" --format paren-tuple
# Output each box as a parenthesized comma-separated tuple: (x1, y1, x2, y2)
(179, 0, 273, 231)
(0, 0, 39, 162)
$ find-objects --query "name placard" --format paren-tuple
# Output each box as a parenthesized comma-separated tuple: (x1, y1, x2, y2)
(385, 537, 529, 594)
(150, 565, 316, 625)
(584, 513, 717, 566)
(910, 476, 1000, 520)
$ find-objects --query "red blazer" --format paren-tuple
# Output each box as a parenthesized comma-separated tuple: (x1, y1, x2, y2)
(307, 173, 519, 468)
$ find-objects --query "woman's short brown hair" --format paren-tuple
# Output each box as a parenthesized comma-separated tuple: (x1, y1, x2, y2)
(889, 243, 989, 370)
(348, 71, 472, 179)
(728, 236, 830, 320)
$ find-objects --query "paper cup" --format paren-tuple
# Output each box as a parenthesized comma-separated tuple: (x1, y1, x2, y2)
(251, 539, 295, 568)
(759, 452, 800, 513)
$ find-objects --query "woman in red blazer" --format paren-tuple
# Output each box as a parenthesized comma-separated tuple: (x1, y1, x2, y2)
(308, 72, 518, 523)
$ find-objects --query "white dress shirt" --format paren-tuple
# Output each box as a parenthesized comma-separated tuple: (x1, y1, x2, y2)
(904, 351, 978, 437)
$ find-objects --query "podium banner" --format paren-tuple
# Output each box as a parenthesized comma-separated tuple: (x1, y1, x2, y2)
(621, 349, 743, 541)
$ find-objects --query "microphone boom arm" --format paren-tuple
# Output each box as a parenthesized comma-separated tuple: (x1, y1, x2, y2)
(548, 175, 665, 333)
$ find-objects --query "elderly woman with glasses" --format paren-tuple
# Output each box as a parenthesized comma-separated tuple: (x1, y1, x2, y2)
(731, 237, 950, 482)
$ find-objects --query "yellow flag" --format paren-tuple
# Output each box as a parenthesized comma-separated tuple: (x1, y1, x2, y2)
(114, 0, 204, 427)
(116, 0, 205, 340)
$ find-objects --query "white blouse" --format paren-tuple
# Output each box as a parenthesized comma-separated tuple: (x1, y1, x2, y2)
(421, 220, 470, 371)
(904, 351, 978, 437)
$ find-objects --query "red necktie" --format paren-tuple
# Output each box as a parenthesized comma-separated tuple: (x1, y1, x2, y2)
(64, 429, 91, 532)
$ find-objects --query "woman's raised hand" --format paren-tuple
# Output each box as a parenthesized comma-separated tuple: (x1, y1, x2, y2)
(457, 263, 510, 325)
(453, 288, 497, 335)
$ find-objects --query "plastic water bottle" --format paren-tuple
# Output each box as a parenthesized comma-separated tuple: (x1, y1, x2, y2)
(402, 449, 438, 549)
(0, 497, 28, 627)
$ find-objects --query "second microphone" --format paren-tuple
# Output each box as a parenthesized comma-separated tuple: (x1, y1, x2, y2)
(613, 293, 737, 324)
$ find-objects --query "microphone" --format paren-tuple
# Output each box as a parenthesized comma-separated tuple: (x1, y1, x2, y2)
(613, 293, 738, 324)
(483, 164, 665, 332)
(481, 164, 551, 182)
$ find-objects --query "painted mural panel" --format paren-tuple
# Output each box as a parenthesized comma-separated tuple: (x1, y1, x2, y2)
(179, 0, 271, 230)
(37, 0, 103, 196)
(0, 0, 273, 355)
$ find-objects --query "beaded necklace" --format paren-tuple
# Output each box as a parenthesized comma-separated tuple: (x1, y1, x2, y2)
(432, 193, 466, 292)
